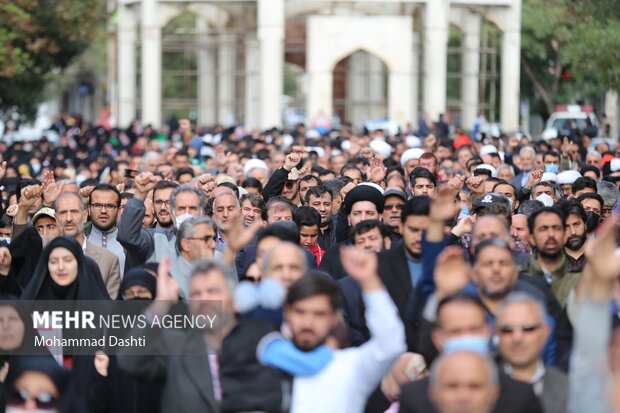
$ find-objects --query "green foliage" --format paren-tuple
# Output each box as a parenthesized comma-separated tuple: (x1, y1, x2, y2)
(0, 0, 104, 120)
(521, 0, 620, 115)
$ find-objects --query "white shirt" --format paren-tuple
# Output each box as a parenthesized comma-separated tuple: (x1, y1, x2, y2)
(290, 289, 406, 413)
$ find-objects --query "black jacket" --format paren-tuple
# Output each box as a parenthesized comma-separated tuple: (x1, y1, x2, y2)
(399, 372, 543, 413)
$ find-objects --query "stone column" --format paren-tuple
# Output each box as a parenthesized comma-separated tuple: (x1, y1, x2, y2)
(605, 90, 618, 140)
(244, 35, 260, 129)
(140, 0, 161, 128)
(217, 31, 237, 125)
(117, 4, 137, 127)
(461, 10, 482, 132)
(258, 0, 284, 128)
(411, 31, 420, 127)
(423, 0, 449, 122)
(500, 2, 522, 134)
(196, 17, 216, 127)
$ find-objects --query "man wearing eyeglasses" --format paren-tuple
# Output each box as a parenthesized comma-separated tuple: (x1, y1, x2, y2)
(87, 183, 126, 278)
(173, 216, 217, 298)
(496, 292, 568, 413)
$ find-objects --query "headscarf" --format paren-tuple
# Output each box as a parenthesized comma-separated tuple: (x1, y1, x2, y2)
(117, 268, 156, 300)
(0, 297, 49, 362)
(21, 237, 109, 300)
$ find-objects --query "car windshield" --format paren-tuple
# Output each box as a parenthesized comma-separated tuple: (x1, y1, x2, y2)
(551, 118, 588, 130)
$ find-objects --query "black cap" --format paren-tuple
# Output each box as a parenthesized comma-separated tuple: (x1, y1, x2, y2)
(383, 188, 407, 201)
(344, 185, 384, 215)
(473, 193, 510, 211)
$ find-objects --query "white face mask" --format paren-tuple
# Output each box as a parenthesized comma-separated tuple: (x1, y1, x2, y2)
(174, 213, 193, 230)
(536, 193, 554, 207)
(6, 407, 58, 413)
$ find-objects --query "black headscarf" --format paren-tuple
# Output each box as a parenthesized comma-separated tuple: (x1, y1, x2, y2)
(21, 236, 109, 300)
(117, 268, 157, 300)
(0, 297, 49, 362)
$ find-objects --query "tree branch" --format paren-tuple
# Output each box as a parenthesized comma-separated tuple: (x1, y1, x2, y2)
(521, 56, 554, 114)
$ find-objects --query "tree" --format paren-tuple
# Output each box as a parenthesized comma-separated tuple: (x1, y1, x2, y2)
(0, 0, 104, 120)
(520, 0, 620, 116)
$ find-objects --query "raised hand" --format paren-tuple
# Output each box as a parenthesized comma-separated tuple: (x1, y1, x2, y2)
(340, 246, 382, 291)
(133, 172, 159, 200)
(451, 215, 475, 237)
(225, 216, 262, 253)
(94, 351, 110, 377)
(0, 247, 11, 276)
(42, 172, 64, 206)
(582, 216, 620, 301)
(5, 204, 18, 218)
(19, 185, 42, 209)
(433, 246, 472, 300)
(525, 170, 543, 190)
(466, 176, 484, 195)
(446, 175, 465, 195)
(339, 181, 356, 200)
(369, 156, 387, 184)
(195, 174, 216, 199)
(430, 184, 460, 224)
(155, 256, 179, 302)
(284, 152, 302, 172)
(79, 185, 95, 200)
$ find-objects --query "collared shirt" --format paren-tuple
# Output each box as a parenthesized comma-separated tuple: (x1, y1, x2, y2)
(504, 361, 546, 396)
(88, 226, 126, 278)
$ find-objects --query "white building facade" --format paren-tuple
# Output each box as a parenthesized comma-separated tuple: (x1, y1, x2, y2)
(110, 0, 522, 133)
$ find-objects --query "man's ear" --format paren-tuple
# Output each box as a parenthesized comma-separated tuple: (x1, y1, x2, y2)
(180, 238, 190, 253)
(384, 237, 391, 250)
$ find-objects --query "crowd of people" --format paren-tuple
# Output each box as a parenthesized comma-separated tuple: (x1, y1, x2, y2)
(0, 114, 619, 413)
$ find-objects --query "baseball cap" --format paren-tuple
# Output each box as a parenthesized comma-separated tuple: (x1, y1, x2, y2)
(472, 193, 510, 211)
(32, 207, 56, 224)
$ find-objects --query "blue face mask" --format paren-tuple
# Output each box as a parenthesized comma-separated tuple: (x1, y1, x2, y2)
(443, 335, 490, 356)
(0, 238, 10, 245)
(458, 205, 469, 221)
(545, 163, 559, 174)
(31, 163, 42, 174)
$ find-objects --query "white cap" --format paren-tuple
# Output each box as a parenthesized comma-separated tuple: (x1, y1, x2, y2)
(476, 164, 497, 178)
(341, 140, 351, 151)
(359, 182, 384, 194)
(306, 129, 321, 139)
(406, 135, 422, 148)
(479, 144, 499, 157)
(557, 170, 581, 185)
(281, 134, 293, 148)
(306, 146, 325, 157)
(243, 159, 269, 177)
(369, 139, 392, 158)
(400, 148, 425, 166)
(541, 172, 558, 183)
(611, 158, 620, 172)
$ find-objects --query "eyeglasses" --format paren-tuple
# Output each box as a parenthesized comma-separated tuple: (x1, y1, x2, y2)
(9, 388, 58, 409)
(498, 324, 541, 335)
(284, 181, 296, 189)
(187, 235, 215, 243)
(384, 203, 403, 210)
(154, 199, 170, 207)
(90, 203, 118, 211)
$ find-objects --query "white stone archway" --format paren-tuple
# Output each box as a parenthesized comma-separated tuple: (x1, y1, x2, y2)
(306, 15, 413, 126)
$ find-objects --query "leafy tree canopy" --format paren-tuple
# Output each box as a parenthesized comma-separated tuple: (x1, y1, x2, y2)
(0, 0, 104, 120)
(521, 0, 620, 115)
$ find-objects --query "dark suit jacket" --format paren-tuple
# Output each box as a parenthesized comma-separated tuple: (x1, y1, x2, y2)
(118, 328, 218, 413)
(399, 372, 543, 413)
(511, 172, 529, 192)
(377, 243, 421, 351)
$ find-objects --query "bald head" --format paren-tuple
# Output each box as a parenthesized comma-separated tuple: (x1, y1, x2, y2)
(472, 215, 510, 248)
(263, 242, 307, 289)
(429, 351, 499, 413)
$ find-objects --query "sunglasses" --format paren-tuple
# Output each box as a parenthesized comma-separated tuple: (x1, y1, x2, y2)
(9, 388, 58, 409)
(384, 203, 403, 210)
(498, 324, 541, 335)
